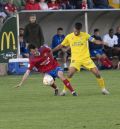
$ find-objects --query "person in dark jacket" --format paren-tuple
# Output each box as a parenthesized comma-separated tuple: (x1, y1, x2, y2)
(93, 0, 113, 9)
(24, 14, 44, 48)
(51, 27, 69, 71)
(89, 29, 112, 69)
(115, 26, 120, 69)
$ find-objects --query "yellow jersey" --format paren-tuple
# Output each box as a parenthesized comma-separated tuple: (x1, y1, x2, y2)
(61, 32, 94, 61)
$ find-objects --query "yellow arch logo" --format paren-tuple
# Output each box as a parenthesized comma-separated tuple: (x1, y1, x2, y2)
(1, 31, 16, 51)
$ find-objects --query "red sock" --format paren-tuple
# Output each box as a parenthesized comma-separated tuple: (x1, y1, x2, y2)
(63, 79, 74, 93)
(100, 58, 111, 68)
(104, 57, 112, 66)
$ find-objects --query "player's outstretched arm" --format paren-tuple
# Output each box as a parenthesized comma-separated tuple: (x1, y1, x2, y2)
(93, 39, 108, 46)
(52, 44, 63, 53)
(15, 70, 31, 88)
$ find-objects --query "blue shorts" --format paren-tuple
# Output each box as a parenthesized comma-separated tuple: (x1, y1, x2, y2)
(90, 49, 104, 57)
(47, 66, 63, 79)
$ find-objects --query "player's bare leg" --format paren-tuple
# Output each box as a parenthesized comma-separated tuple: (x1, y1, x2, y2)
(90, 67, 109, 95)
(57, 70, 77, 96)
(50, 83, 59, 96)
(59, 67, 77, 96)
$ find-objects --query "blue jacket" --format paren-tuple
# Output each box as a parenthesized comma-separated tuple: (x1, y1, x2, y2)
(51, 34, 65, 49)
(89, 35, 103, 50)
(115, 33, 120, 47)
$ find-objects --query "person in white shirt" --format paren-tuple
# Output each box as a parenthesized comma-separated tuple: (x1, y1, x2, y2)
(103, 29, 118, 47)
(39, 0, 48, 10)
(103, 28, 118, 58)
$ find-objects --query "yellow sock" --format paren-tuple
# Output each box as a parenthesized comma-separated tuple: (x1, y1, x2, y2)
(97, 77, 105, 90)
(63, 78, 71, 92)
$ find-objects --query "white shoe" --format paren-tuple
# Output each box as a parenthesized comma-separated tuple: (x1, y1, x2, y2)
(60, 91, 67, 96)
(102, 89, 109, 95)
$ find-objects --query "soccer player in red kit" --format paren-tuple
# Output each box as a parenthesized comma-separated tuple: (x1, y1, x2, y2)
(16, 44, 77, 96)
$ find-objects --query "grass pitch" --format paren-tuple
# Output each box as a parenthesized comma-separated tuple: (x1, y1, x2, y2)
(0, 70, 120, 129)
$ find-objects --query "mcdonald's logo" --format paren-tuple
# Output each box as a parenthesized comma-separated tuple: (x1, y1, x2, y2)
(1, 31, 16, 51)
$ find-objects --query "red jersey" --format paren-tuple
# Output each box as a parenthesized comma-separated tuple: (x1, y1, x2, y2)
(5, 3, 17, 13)
(25, 2, 41, 10)
(82, 2, 87, 9)
(28, 46, 59, 73)
(48, 3, 59, 10)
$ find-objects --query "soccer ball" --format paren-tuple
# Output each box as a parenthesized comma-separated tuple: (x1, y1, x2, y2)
(43, 74, 54, 85)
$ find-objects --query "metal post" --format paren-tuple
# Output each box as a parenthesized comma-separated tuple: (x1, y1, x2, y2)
(16, 13, 20, 58)
(85, 11, 88, 33)
(85, 11, 89, 47)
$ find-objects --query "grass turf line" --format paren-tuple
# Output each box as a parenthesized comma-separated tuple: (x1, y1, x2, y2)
(0, 70, 120, 129)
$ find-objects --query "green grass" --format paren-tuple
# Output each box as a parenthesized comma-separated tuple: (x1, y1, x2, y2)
(0, 70, 120, 129)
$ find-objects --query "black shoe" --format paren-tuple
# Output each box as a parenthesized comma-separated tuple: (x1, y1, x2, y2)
(72, 92, 78, 96)
(54, 89, 59, 96)
(64, 68, 68, 71)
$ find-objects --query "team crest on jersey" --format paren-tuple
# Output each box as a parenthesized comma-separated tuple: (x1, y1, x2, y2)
(72, 42, 84, 46)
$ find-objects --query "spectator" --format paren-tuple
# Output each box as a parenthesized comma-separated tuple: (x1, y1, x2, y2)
(4, 0, 17, 17)
(74, 0, 88, 9)
(108, 0, 120, 8)
(19, 28, 29, 58)
(25, 0, 41, 10)
(89, 29, 112, 69)
(13, 0, 26, 10)
(81, 0, 87, 9)
(48, 0, 60, 10)
(58, 0, 75, 9)
(75, 0, 82, 9)
(51, 27, 68, 71)
(115, 26, 120, 68)
(115, 26, 120, 50)
(24, 14, 44, 48)
(103, 28, 118, 58)
(0, 0, 26, 10)
(58, 0, 66, 9)
(87, 0, 94, 9)
(0, 2, 4, 12)
(39, 0, 48, 10)
(0, 2, 7, 29)
(93, 0, 113, 9)
(0, 12, 7, 29)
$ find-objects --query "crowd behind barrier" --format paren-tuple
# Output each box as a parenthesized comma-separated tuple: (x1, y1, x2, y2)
(0, 0, 120, 28)
(0, 0, 120, 70)
(19, 14, 120, 70)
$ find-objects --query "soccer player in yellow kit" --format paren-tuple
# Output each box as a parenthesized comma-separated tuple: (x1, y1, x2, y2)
(52, 22, 109, 96)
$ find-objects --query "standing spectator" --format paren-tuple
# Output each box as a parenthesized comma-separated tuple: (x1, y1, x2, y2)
(4, 0, 17, 17)
(89, 29, 112, 69)
(39, 0, 48, 10)
(115, 26, 120, 68)
(103, 28, 118, 58)
(24, 14, 44, 48)
(87, 0, 94, 9)
(19, 28, 29, 58)
(25, 0, 41, 10)
(48, 0, 60, 10)
(93, 0, 113, 9)
(82, 0, 87, 9)
(51, 27, 68, 71)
